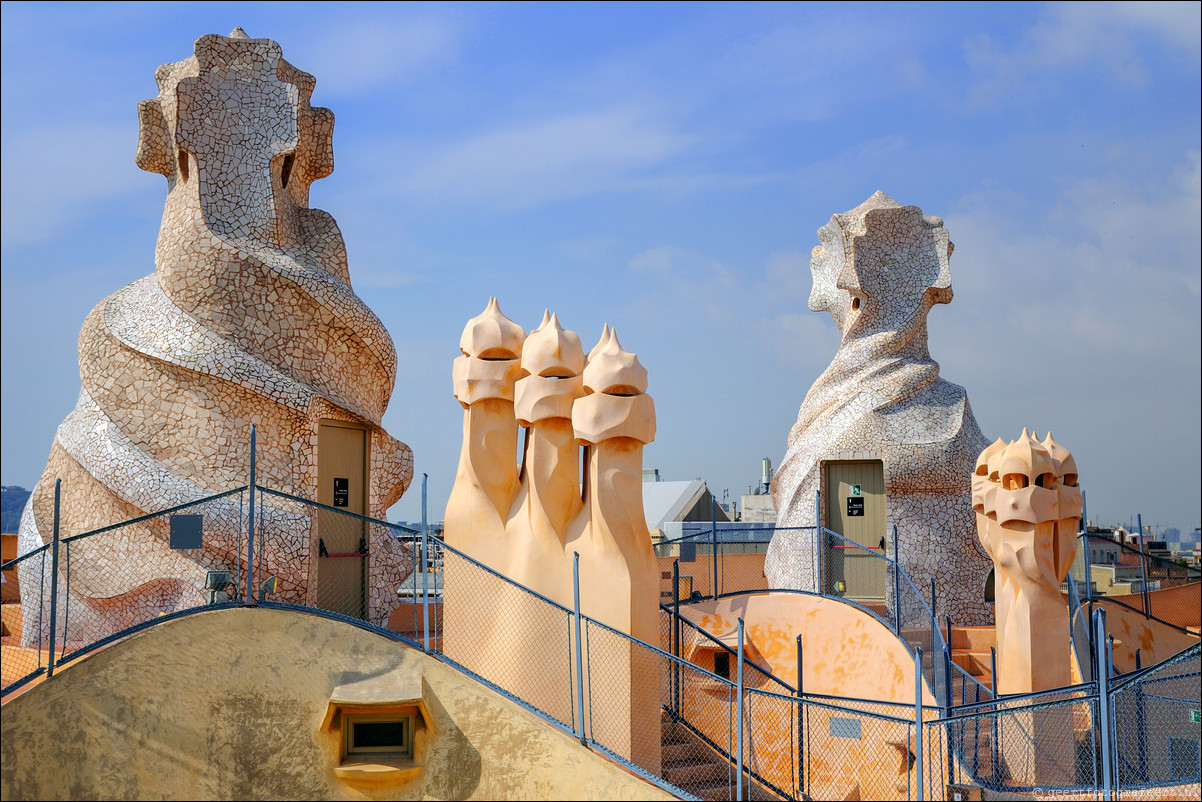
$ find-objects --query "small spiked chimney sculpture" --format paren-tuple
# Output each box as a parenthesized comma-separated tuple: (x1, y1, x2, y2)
(973, 431, 1083, 694)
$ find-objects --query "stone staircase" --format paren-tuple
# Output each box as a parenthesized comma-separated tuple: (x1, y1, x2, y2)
(899, 624, 996, 705)
(949, 626, 996, 696)
(660, 711, 782, 800)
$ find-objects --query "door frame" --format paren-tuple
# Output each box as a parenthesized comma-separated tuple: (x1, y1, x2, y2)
(821, 458, 888, 601)
(316, 418, 371, 618)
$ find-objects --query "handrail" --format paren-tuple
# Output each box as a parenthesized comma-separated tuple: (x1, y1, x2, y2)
(768, 687, 918, 720)
(1083, 593, 1200, 638)
(261, 485, 574, 617)
(7, 478, 1193, 802)
(819, 524, 994, 704)
(60, 485, 249, 544)
(1107, 642, 1201, 692)
(672, 520, 996, 707)
(653, 702, 792, 802)
(0, 540, 50, 571)
(256, 485, 411, 530)
(1079, 531, 1201, 580)
(654, 525, 812, 548)
(946, 682, 1099, 713)
(660, 602, 795, 693)
(705, 587, 900, 648)
(583, 612, 789, 799)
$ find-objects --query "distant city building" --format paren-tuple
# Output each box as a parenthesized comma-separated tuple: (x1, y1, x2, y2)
(642, 474, 730, 538)
(740, 458, 776, 523)
(1164, 525, 1201, 562)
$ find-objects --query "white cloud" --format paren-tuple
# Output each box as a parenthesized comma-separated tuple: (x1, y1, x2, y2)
(963, 1, 1201, 106)
(1104, 1, 1202, 50)
(936, 150, 1200, 527)
(628, 246, 737, 321)
(710, 15, 929, 121)
(300, 16, 460, 97)
(554, 235, 621, 263)
(400, 108, 692, 208)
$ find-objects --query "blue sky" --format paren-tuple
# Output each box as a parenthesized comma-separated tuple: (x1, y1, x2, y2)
(2, 1, 1199, 534)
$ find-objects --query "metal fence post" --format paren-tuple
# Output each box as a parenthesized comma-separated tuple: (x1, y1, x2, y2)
(945, 612, 955, 706)
(1135, 658, 1147, 782)
(1080, 491, 1092, 595)
(930, 576, 939, 704)
(1137, 513, 1149, 618)
(247, 425, 256, 604)
(47, 479, 61, 678)
(421, 473, 430, 654)
(814, 490, 823, 594)
(573, 552, 587, 745)
(990, 646, 999, 785)
(914, 646, 925, 802)
(1094, 608, 1113, 801)
(892, 524, 901, 633)
(672, 558, 681, 717)
(711, 496, 718, 598)
(736, 616, 745, 802)
(796, 635, 804, 798)
(943, 639, 954, 784)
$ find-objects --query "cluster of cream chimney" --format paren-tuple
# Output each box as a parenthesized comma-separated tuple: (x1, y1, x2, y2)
(445, 297, 658, 620)
(442, 298, 660, 769)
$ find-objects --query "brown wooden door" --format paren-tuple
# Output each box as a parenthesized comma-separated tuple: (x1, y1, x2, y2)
(317, 421, 367, 618)
(824, 460, 887, 601)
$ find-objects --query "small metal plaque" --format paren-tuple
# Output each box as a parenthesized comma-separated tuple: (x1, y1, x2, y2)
(333, 477, 349, 507)
(847, 497, 865, 517)
(829, 716, 862, 739)
(169, 514, 203, 549)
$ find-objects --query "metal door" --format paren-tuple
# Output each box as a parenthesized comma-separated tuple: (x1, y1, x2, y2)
(317, 421, 367, 618)
(824, 460, 887, 600)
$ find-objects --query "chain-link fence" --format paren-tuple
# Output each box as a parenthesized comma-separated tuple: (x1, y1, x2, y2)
(55, 488, 249, 660)
(5, 465, 1197, 802)
(2, 488, 248, 696)
(657, 521, 994, 717)
(792, 692, 923, 801)
(664, 601, 795, 695)
(1111, 644, 1201, 794)
(654, 524, 783, 601)
(1074, 533, 1201, 630)
(935, 687, 1101, 796)
(583, 611, 803, 801)
(436, 538, 577, 732)
(254, 486, 415, 630)
(1, 542, 50, 694)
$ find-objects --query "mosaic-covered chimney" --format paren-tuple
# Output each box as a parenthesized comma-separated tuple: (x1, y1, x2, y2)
(17, 29, 413, 640)
(767, 191, 993, 626)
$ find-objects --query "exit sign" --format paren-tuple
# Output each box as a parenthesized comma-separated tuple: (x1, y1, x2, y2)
(1191, 709, 1201, 724)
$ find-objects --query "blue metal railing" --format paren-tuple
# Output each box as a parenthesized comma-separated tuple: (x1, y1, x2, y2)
(5, 459, 1196, 800)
